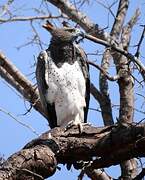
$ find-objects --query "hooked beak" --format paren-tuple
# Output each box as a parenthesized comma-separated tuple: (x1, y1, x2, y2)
(42, 21, 54, 32)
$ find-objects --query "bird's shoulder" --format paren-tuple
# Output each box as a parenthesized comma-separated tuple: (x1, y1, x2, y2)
(74, 44, 89, 79)
(37, 50, 51, 62)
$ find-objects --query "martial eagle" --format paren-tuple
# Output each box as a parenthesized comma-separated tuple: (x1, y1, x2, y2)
(36, 21, 90, 131)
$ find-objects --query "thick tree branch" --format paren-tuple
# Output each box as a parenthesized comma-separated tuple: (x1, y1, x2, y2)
(0, 123, 145, 179)
(98, 0, 131, 174)
(114, 9, 140, 123)
(113, 9, 140, 178)
(99, 49, 114, 126)
(121, 8, 140, 50)
(0, 52, 47, 120)
(46, 0, 107, 39)
(90, 82, 105, 102)
(110, 0, 129, 38)
(0, 145, 57, 179)
(99, 0, 129, 126)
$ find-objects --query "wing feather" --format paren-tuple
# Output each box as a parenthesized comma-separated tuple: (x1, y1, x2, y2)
(74, 45, 90, 123)
(36, 51, 57, 128)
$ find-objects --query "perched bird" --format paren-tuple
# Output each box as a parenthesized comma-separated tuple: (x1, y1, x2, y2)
(36, 21, 90, 131)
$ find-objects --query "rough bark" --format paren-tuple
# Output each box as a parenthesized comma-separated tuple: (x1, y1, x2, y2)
(112, 8, 140, 179)
(98, 1, 136, 178)
(99, 0, 129, 126)
(0, 123, 145, 179)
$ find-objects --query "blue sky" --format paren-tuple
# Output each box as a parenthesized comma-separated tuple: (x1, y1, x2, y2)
(0, 0, 145, 179)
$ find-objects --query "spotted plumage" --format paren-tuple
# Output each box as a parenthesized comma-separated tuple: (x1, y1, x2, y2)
(36, 22, 90, 129)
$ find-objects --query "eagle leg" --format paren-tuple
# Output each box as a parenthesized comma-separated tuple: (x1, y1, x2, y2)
(64, 120, 82, 133)
(65, 121, 90, 134)
(78, 122, 92, 133)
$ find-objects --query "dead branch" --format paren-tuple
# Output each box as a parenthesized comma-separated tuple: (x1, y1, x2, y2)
(88, 60, 120, 81)
(112, 8, 140, 178)
(98, 0, 129, 127)
(0, 52, 47, 120)
(135, 25, 145, 58)
(110, 0, 129, 38)
(90, 82, 114, 126)
(99, 49, 114, 126)
(0, 123, 145, 179)
(0, 107, 39, 136)
(121, 8, 140, 51)
(46, 0, 106, 39)
(83, 33, 145, 80)
(0, 15, 62, 23)
(90, 82, 104, 102)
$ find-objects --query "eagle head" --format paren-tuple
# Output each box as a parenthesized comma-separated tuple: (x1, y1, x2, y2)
(42, 21, 83, 43)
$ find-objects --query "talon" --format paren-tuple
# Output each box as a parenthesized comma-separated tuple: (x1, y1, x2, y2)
(83, 122, 91, 126)
(64, 121, 90, 134)
(64, 121, 75, 131)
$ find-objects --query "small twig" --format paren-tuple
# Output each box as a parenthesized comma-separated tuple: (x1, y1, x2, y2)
(0, 77, 24, 100)
(89, 107, 101, 112)
(135, 118, 145, 125)
(22, 96, 40, 116)
(0, 107, 39, 136)
(96, 0, 117, 18)
(0, 15, 62, 23)
(135, 25, 145, 58)
(30, 20, 43, 50)
(23, 100, 33, 115)
(88, 60, 120, 81)
(83, 33, 145, 80)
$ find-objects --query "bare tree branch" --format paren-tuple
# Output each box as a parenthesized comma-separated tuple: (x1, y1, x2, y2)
(0, 107, 39, 136)
(99, 0, 129, 127)
(90, 82, 104, 102)
(0, 15, 62, 23)
(90, 83, 114, 127)
(135, 25, 145, 58)
(0, 52, 48, 121)
(99, 49, 114, 125)
(110, 0, 129, 38)
(83, 34, 145, 80)
(46, 0, 107, 39)
(0, 123, 145, 179)
(121, 8, 140, 50)
(89, 60, 120, 81)
(112, 8, 140, 179)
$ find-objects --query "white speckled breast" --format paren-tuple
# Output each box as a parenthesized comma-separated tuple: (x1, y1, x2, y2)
(44, 56, 86, 126)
